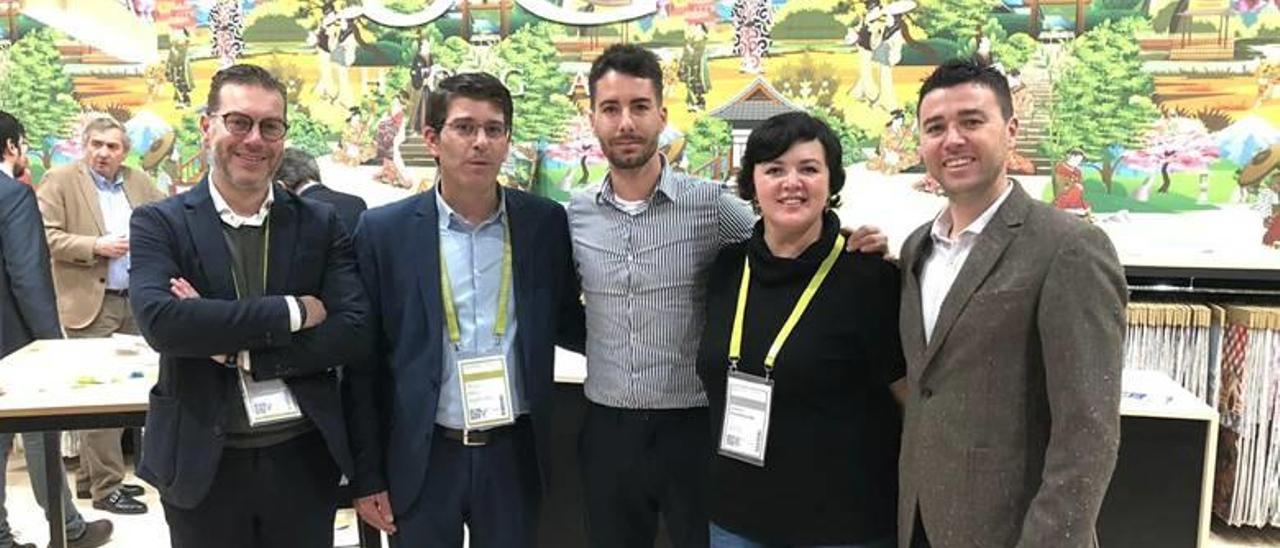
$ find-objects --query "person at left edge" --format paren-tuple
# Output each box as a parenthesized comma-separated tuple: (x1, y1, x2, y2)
(128, 64, 371, 548)
(344, 71, 585, 547)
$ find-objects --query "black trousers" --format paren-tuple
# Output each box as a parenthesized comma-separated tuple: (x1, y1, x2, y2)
(162, 431, 341, 548)
(392, 418, 540, 548)
(578, 403, 710, 548)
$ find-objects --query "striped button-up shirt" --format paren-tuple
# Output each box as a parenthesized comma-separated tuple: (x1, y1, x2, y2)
(568, 159, 755, 409)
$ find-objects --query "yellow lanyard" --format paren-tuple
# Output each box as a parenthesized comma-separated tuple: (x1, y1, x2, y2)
(729, 234, 844, 374)
(229, 222, 270, 300)
(440, 219, 513, 347)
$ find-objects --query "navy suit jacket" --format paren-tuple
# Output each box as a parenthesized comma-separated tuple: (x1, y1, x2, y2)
(129, 180, 371, 509)
(299, 183, 366, 235)
(0, 173, 61, 358)
(345, 187, 584, 510)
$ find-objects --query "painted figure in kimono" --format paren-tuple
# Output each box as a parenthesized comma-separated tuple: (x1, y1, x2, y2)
(679, 23, 711, 110)
(868, 2, 913, 111)
(1052, 149, 1090, 215)
(847, 1, 879, 102)
(334, 107, 375, 166)
(208, 0, 244, 68)
(409, 38, 439, 135)
(309, 3, 338, 101)
(374, 98, 410, 188)
(867, 109, 917, 174)
(166, 28, 193, 107)
(328, 15, 361, 106)
(1237, 144, 1280, 246)
(1008, 69, 1034, 121)
(732, 0, 773, 74)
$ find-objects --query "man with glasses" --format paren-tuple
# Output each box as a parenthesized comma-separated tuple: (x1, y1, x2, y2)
(36, 114, 164, 515)
(345, 72, 583, 547)
(0, 111, 115, 548)
(128, 64, 370, 548)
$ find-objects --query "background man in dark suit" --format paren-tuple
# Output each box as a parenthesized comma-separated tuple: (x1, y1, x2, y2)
(345, 72, 584, 548)
(897, 59, 1127, 548)
(0, 110, 113, 548)
(275, 147, 366, 232)
(129, 64, 370, 548)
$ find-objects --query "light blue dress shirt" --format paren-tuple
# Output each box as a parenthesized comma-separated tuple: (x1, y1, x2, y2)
(435, 190, 525, 430)
(88, 166, 133, 291)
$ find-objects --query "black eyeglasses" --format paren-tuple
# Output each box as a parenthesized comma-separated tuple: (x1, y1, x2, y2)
(217, 112, 289, 142)
(442, 120, 509, 141)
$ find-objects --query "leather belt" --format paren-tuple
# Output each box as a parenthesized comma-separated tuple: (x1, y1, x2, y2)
(104, 288, 129, 298)
(435, 419, 525, 447)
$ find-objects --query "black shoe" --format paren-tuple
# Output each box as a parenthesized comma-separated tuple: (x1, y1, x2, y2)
(41, 519, 114, 548)
(14, 541, 35, 548)
(61, 519, 112, 548)
(79, 482, 143, 499)
(91, 489, 147, 515)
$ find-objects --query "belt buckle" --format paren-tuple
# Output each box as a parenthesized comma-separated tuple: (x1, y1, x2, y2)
(462, 430, 485, 447)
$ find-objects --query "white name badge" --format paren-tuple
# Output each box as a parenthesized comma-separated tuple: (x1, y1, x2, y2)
(458, 354, 515, 430)
(238, 369, 303, 427)
(718, 370, 774, 467)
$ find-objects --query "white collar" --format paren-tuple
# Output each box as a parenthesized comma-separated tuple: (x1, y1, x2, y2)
(295, 180, 321, 195)
(930, 181, 1014, 244)
(209, 178, 275, 228)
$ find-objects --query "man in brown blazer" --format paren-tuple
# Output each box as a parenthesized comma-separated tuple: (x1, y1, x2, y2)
(37, 114, 164, 515)
(897, 59, 1127, 548)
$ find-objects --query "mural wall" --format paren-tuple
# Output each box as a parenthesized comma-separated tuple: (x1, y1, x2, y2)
(2, 0, 1280, 270)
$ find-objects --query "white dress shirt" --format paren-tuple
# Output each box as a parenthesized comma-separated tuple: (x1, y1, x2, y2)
(919, 183, 1014, 344)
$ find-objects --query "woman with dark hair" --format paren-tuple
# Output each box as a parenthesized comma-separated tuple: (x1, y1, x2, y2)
(696, 111, 907, 548)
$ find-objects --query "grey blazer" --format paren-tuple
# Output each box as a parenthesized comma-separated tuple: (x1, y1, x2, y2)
(897, 183, 1127, 548)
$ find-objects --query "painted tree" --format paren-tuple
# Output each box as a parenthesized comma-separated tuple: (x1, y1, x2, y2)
(685, 116, 732, 176)
(960, 18, 1038, 71)
(495, 22, 577, 188)
(0, 28, 80, 169)
(1121, 116, 1219, 194)
(917, 0, 996, 44)
(811, 107, 869, 165)
(1047, 17, 1159, 192)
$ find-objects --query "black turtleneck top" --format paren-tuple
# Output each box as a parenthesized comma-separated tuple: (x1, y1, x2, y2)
(695, 211, 906, 545)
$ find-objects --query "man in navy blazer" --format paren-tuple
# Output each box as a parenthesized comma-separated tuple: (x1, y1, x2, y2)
(275, 147, 366, 232)
(345, 72, 584, 547)
(0, 111, 114, 548)
(129, 65, 370, 548)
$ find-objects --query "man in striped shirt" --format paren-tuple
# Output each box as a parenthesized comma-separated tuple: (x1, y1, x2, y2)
(569, 44, 886, 548)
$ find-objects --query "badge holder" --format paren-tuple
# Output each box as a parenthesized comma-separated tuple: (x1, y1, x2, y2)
(718, 366, 774, 467)
(237, 361, 303, 427)
(457, 351, 516, 432)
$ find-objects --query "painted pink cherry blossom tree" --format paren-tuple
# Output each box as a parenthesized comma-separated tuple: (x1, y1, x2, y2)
(1121, 116, 1219, 194)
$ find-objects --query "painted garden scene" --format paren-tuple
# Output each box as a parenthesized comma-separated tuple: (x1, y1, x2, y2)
(1, 0, 1280, 268)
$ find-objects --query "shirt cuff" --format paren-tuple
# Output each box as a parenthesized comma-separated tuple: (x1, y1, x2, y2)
(286, 296, 302, 332)
(239, 349, 252, 372)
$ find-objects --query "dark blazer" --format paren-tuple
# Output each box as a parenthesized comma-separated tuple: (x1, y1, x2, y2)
(345, 187, 584, 511)
(129, 180, 371, 510)
(897, 183, 1127, 548)
(299, 183, 366, 234)
(0, 172, 61, 358)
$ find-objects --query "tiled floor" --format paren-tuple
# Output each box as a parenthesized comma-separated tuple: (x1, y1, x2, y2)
(0, 449, 1276, 547)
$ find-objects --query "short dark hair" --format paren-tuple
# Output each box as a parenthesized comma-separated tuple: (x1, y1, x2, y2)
(588, 44, 664, 106)
(276, 148, 322, 190)
(916, 58, 1014, 120)
(736, 111, 845, 210)
(0, 110, 24, 156)
(425, 72, 514, 135)
(207, 64, 289, 117)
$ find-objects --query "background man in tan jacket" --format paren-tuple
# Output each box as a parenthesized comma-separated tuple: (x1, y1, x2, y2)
(37, 114, 164, 515)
